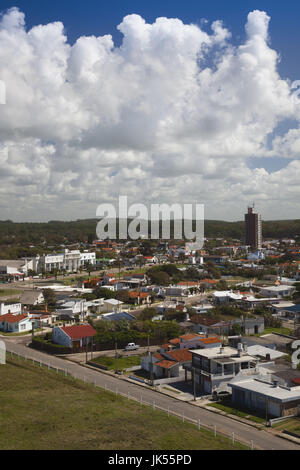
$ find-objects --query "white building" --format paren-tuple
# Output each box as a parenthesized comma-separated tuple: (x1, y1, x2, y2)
(33, 249, 96, 273)
(0, 302, 22, 316)
(259, 285, 296, 299)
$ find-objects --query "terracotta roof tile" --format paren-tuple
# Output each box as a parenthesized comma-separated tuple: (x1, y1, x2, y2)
(60, 324, 97, 340)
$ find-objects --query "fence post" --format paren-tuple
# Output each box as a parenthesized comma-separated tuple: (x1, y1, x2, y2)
(168, 407, 170, 417)
(182, 413, 185, 423)
(198, 419, 201, 430)
(232, 432, 235, 446)
(251, 440, 254, 450)
(153, 401, 155, 411)
(128, 391, 130, 400)
(116, 387, 118, 396)
(214, 425, 217, 437)
(140, 395, 142, 405)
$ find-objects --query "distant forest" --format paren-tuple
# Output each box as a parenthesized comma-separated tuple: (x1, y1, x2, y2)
(0, 218, 299, 247)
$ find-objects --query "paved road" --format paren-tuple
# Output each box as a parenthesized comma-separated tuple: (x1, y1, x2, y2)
(3, 338, 299, 451)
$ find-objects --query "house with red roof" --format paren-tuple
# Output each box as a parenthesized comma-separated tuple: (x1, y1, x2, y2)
(142, 348, 193, 379)
(128, 291, 151, 305)
(52, 324, 97, 348)
(163, 334, 222, 351)
(0, 314, 32, 333)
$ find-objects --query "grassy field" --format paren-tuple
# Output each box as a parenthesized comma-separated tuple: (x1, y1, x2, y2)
(207, 400, 266, 424)
(271, 418, 300, 436)
(0, 289, 22, 298)
(0, 356, 247, 450)
(92, 355, 143, 371)
(260, 327, 294, 336)
(0, 330, 40, 337)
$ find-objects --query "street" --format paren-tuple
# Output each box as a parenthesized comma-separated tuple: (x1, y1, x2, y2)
(2, 336, 299, 451)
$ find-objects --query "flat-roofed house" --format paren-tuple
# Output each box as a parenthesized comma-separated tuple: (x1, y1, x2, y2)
(185, 344, 259, 395)
(229, 376, 300, 418)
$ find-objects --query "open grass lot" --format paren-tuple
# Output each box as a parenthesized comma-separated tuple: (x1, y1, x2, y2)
(207, 400, 266, 424)
(0, 289, 22, 298)
(271, 418, 300, 436)
(260, 327, 294, 336)
(92, 355, 143, 371)
(0, 356, 247, 450)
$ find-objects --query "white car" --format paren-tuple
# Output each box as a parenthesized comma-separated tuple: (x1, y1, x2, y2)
(124, 343, 139, 351)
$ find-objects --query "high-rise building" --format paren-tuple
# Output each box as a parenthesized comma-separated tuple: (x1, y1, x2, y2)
(245, 205, 262, 250)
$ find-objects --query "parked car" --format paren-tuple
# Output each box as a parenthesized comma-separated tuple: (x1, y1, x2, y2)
(124, 343, 140, 351)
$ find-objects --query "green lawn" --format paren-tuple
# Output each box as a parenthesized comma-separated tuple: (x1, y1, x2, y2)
(0, 356, 247, 450)
(0, 289, 22, 298)
(91, 355, 143, 371)
(0, 329, 42, 337)
(261, 327, 293, 336)
(207, 400, 266, 424)
(271, 418, 300, 436)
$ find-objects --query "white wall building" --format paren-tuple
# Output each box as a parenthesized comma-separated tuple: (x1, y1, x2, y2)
(33, 249, 96, 273)
(0, 302, 22, 316)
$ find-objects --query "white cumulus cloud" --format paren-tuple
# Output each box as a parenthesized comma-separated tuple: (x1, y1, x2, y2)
(0, 7, 299, 222)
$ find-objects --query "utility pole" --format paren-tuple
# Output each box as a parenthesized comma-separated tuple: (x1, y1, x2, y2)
(115, 336, 118, 373)
(150, 352, 154, 386)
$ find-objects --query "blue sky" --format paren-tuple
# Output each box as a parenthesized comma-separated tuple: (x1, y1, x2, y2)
(0, 1, 300, 221)
(1, 0, 300, 79)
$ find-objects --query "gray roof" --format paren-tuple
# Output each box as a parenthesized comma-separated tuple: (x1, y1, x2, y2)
(20, 291, 44, 305)
(102, 312, 136, 322)
(230, 378, 300, 402)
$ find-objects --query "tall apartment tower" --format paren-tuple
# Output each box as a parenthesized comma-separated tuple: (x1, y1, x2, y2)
(245, 205, 262, 250)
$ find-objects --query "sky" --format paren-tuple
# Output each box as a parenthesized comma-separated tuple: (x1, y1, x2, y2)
(0, 1, 300, 222)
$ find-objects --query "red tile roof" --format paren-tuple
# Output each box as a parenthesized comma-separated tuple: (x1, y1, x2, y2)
(180, 334, 202, 341)
(200, 337, 221, 345)
(155, 360, 178, 369)
(0, 314, 28, 324)
(177, 281, 200, 286)
(60, 324, 97, 340)
(165, 349, 192, 362)
(153, 353, 164, 360)
(168, 338, 180, 345)
(129, 291, 150, 299)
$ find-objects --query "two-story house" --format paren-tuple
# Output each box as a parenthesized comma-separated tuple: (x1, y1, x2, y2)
(185, 344, 259, 395)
